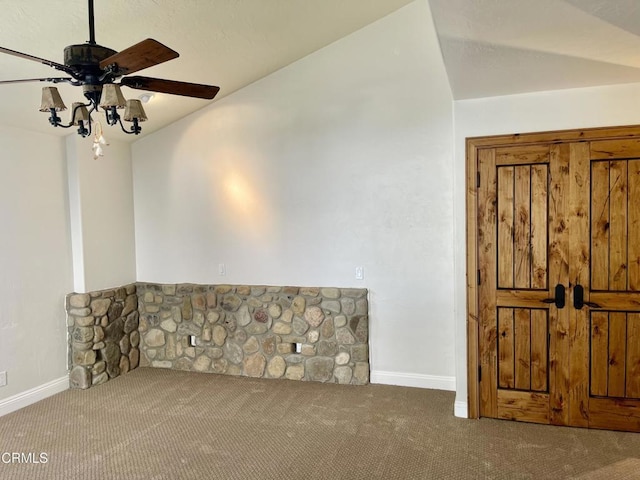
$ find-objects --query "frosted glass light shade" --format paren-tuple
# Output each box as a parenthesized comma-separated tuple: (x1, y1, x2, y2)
(123, 99, 147, 122)
(99, 84, 126, 109)
(39, 87, 67, 112)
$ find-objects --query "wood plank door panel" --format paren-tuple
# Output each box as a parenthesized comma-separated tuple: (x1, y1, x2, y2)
(478, 145, 560, 425)
(578, 140, 640, 430)
(476, 137, 640, 432)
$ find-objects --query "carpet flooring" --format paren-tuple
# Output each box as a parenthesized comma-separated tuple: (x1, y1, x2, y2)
(1, 368, 639, 479)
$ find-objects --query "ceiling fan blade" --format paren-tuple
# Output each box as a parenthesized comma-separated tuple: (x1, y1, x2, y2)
(0, 46, 75, 74)
(0, 77, 73, 85)
(121, 76, 220, 100)
(99, 39, 179, 75)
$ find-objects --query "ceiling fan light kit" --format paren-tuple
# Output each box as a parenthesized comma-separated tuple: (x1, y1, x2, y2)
(1, 0, 220, 143)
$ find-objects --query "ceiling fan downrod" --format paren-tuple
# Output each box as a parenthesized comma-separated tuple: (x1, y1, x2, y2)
(88, 0, 96, 45)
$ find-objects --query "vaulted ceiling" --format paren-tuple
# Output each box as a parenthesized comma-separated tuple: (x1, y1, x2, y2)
(1, 0, 639, 140)
(430, 0, 640, 99)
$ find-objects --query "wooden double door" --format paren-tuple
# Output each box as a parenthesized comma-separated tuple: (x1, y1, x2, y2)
(475, 134, 640, 432)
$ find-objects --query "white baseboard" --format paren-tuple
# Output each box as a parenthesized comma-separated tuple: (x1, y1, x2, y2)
(454, 400, 468, 418)
(370, 370, 456, 391)
(0, 375, 69, 417)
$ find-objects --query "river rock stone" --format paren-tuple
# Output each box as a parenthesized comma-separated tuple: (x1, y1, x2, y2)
(254, 309, 269, 323)
(340, 298, 356, 316)
(224, 341, 243, 364)
(354, 362, 369, 384)
(321, 300, 341, 313)
(336, 351, 350, 365)
(212, 359, 228, 374)
(124, 312, 139, 333)
(221, 294, 242, 312)
(73, 349, 96, 366)
(91, 298, 111, 317)
(92, 372, 108, 386)
(160, 318, 177, 333)
(102, 343, 121, 377)
(207, 311, 220, 324)
(69, 366, 90, 389)
(119, 355, 130, 375)
(69, 294, 91, 309)
(246, 323, 268, 335)
(244, 353, 266, 377)
(182, 297, 193, 320)
(306, 357, 334, 382)
(261, 336, 276, 355)
(304, 307, 324, 327)
(144, 329, 166, 347)
(73, 326, 94, 343)
(75, 316, 95, 327)
(212, 325, 227, 346)
(291, 296, 306, 315)
(267, 356, 286, 378)
(273, 322, 292, 335)
(317, 341, 337, 357)
(336, 327, 355, 345)
(119, 335, 131, 355)
(335, 366, 352, 384)
(237, 305, 251, 326)
(129, 348, 140, 369)
(193, 294, 206, 310)
(130, 330, 140, 348)
(243, 336, 259, 354)
(321, 318, 335, 338)
(285, 364, 304, 381)
(122, 294, 138, 316)
(293, 317, 309, 335)
(320, 288, 340, 299)
(267, 304, 281, 319)
(193, 355, 212, 372)
(307, 330, 319, 343)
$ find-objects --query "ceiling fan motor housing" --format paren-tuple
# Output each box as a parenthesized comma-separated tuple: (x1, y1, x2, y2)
(64, 44, 116, 68)
(64, 43, 117, 85)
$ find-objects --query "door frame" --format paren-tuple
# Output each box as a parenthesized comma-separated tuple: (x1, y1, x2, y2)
(465, 124, 640, 419)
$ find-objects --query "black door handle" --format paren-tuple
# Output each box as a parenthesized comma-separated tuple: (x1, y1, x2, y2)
(573, 285, 602, 309)
(542, 284, 565, 308)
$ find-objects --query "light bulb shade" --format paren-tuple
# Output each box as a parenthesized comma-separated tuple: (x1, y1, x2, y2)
(99, 84, 126, 109)
(39, 87, 67, 112)
(123, 99, 147, 122)
(71, 103, 90, 125)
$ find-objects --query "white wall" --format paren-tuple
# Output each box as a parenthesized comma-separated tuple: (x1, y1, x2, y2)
(453, 82, 640, 414)
(133, 0, 456, 387)
(0, 125, 73, 402)
(66, 135, 136, 292)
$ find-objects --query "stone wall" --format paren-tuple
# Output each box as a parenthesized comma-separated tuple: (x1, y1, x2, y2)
(66, 285, 139, 389)
(137, 284, 369, 384)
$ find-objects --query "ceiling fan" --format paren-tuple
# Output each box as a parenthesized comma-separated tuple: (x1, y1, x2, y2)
(0, 0, 220, 137)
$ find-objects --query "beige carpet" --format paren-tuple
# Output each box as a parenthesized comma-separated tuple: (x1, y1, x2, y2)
(1, 368, 639, 479)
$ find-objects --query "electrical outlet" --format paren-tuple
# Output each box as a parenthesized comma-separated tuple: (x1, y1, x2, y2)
(218, 263, 226, 276)
(0, 371, 7, 387)
(355, 266, 364, 280)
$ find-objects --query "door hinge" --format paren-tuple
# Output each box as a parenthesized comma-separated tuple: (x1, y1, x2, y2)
(477, 171, 480, 188)
(477, 270, 481, 285)
(478, 365, 482, 382)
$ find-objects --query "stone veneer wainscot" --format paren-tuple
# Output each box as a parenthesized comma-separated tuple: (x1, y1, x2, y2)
(137, 284, 369, 385)
(67, 283, 369, 389)
(67, 284, 140, 389)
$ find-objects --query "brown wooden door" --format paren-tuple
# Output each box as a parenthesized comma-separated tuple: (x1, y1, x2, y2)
(477, 139, 640, 431)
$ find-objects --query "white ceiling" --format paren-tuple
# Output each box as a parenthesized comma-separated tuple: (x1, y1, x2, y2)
(2, 1, 640, 141)
(429, 0, 640, 99)
(0, 0, 413, 140)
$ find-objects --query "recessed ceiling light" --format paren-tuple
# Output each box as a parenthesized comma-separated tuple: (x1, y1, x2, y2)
(138, 93, 155, 104)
